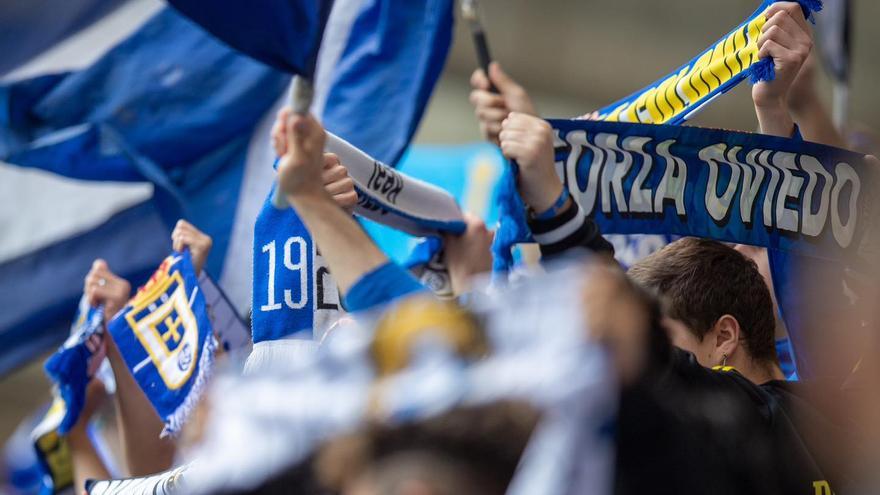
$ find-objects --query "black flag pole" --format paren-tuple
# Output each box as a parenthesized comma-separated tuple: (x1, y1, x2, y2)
(461, 0, 498, 93)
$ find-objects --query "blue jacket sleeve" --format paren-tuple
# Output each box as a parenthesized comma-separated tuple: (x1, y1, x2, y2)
(343, 261, 427, 312)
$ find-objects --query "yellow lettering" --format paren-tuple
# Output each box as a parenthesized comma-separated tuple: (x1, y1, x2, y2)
(745, 16, 766, 65)
(665, 68, 688, 116)
(654, 77, 674, 122)
(641, 88, 664, 123)
(708, 38, 733, 85)
(812, 480, 834, 495)
(732, 26, 748, 70)
(689, 51, 713, 95)
(605, 103, 629, 123)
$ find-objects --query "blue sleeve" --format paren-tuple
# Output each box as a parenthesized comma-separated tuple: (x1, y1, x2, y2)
(344, 261, 427, 312)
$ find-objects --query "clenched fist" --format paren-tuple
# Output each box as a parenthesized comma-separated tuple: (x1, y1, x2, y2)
(171, 220, 213, 275)
(84, 259, 131, 319)
(469, 62, 537, 145)
(498, 112, 564, 214)
(273, 108, 355, 210)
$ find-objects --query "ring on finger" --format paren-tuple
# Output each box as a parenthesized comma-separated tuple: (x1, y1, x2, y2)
(98, 278, 107, 287)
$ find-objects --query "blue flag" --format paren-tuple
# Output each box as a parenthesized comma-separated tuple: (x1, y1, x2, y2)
(167, 0, 333, 76)
(249, 0, 454, 345)
(0, 7, 290, 374)
(0, 0, 128, 76)
(108, 250, 216, 436)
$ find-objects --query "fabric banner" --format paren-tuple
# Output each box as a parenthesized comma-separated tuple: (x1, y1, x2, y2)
(251, 133, 466, 344)
(43, 297, 106, 434)
(330, 133, 467, 237)
(107, 250, 216, 436)
(31, 396, 73, 495)
(549, 119, 876, 260)
(85, 465, 187, 495)
(595, 0, 822, 126)
(491, 0, 825, 271)
(249, 0, 454, 349)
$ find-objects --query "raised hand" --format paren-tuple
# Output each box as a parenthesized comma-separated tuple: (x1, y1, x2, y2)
(171, 219, 213, 275)
(752, 2, 814, 137)
(498, 112, 564, 214)
(273, 108, 356, 210)
(443, 213, 494, 295)
(470, 62, 537, 145)
(276, 112, 328, 199)
(84, 259, 131, 318)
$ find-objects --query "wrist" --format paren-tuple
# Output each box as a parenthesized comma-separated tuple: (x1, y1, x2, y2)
(67, 425, 90, 446)
(754, 101, 795, 138)
(286, 184, 334, 207)
(520, 174, 564, 214)
(787, 90, 819, 115)
(753, 95, 787, 113)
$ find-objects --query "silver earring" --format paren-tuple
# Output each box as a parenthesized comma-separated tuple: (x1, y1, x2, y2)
(721, 354, 728, 367)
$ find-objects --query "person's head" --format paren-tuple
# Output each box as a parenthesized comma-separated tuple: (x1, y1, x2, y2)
(627, 238, 778, 376)
(315, 401, 538, 495)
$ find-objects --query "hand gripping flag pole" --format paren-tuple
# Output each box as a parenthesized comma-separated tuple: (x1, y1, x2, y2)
(461, 0, 497, 93)
(271, 76, 315, 209)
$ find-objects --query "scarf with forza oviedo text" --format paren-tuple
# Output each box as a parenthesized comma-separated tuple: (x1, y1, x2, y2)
(491, 0, 824, 271)
(547, 119, 875, 259)
(108, 250, 216, 436)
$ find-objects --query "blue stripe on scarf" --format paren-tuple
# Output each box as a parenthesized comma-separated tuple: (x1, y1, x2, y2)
(43, 299, 104, 434)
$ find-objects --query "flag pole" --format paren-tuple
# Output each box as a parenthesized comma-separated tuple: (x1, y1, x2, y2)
(461, 0, 497, 93)
(832, 81, 849, 131)
(272, 76, 315, 209)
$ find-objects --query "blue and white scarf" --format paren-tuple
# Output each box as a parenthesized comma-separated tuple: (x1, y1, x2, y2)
(492, 0, 825, 271)
(251, 132, 465, 344)
(108, 250, 216, 436)
(43, 297, 106, 435)
(543, 119, 875, 259)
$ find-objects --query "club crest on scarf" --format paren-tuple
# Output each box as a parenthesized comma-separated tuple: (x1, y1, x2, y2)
(108, 250, 216, 436)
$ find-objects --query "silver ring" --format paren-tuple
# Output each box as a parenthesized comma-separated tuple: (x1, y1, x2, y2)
(98, 278, 107, 287)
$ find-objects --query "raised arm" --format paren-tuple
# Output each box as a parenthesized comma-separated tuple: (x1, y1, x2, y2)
(275, 113, 390, 297)
(84, 261, 175, 476)
(787, 54, 849, 148)
(498, 112, 614, 259)
(470, 62, 537, 145)
(67, 379, 111, 492)
(751, 2, 813, 138)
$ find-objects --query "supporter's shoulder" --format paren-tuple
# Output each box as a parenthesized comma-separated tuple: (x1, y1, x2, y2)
(668, 348, 766, 393)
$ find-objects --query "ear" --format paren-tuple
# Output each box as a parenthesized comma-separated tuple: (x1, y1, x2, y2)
(712, 314, 741, 361)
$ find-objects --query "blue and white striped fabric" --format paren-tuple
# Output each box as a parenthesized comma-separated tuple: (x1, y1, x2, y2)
(246, 0, 457, 356)
(0, 0, 289, 375)
(183, 262, 616, 495)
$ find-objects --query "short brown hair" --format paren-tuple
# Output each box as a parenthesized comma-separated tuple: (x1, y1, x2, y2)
(627, 238, 777, 365)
